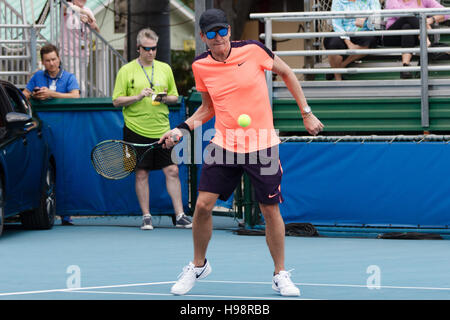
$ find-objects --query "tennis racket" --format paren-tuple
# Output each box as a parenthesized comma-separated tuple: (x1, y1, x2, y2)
(91, 140, 163, 180)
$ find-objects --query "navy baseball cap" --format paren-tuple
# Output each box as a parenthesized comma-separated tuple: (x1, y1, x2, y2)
(199, 8, 229, 33)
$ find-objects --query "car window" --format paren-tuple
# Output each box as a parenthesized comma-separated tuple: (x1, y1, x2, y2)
(4, 86, 31, 116)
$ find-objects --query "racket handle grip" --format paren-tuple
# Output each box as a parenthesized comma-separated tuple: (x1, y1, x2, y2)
(172, 135, 180, 143)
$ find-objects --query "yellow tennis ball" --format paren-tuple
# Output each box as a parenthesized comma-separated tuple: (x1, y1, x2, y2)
(238, 114, 251, 127)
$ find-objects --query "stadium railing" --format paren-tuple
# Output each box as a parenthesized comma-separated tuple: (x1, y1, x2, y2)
(250, 8, 450, 128)
(0, 0, 47, 88)
(0, 0, 127, 97)
(46, 0, 127, 97)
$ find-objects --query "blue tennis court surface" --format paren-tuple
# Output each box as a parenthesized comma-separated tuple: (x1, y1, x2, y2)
(0, 216, 449, 301)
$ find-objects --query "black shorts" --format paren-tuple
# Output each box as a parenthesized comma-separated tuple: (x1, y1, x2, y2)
(383, 17, 420, 48)
(123, 126, 174, 171)
(323, 36, 379, 59)
(198, 144, 284, 205)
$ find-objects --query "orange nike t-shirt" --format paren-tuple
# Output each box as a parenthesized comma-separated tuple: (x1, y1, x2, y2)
(192, 40, 280, 153)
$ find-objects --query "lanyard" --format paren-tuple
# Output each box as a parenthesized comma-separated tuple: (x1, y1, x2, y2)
(138, 59, 154, 89)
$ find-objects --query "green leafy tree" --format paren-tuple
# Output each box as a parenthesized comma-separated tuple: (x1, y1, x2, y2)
(171, 49, 196, 97)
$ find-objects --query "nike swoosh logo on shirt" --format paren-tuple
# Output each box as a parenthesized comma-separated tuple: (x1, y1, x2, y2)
(268, 193, 279, 199)
(238, 61, 246, 66)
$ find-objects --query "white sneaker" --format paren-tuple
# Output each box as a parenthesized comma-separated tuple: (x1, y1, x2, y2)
(171, 259, 212, 295)
(141, 215, 153, 230)
(272, 270, 301, 296)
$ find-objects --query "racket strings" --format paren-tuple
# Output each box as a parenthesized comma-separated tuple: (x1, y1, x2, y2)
(92, 141, 137, 179)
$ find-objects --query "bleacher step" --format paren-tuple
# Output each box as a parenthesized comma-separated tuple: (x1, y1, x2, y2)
(273, 79, 450, 99)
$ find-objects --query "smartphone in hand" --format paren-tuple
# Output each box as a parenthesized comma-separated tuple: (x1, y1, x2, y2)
(153, 93, 167, 102)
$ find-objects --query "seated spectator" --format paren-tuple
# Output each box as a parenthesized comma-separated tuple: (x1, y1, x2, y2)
(23, 44, 80, 100)
(383, 0, 449, 79)
(324, 0, 381, 81)
(23, 44, 80, 226)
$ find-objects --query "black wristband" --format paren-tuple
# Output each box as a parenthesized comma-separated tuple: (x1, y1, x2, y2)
(176, 122, 190, 131)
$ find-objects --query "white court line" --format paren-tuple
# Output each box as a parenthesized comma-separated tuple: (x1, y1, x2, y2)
(68, 290, 310, 300)
(1, 279, 449, 298)
(202, 280, 450, 291)
(0, 281, 175, 297)
(300, 282, 450, 291)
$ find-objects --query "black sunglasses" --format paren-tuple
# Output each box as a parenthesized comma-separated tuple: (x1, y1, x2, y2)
(140, 45, 157, 51)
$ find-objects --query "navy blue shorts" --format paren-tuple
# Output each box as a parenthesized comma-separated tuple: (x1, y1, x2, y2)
(198, 144, 284, 205)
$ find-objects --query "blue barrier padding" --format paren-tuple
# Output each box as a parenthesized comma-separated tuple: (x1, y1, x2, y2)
(279, 142, 450, 228)
(37, 105, 188, 216)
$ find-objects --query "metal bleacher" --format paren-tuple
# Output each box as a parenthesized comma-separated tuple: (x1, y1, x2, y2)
(0, 0, 46, 88)
(0, 0, 126, 96)
(250, 8, 450, 132)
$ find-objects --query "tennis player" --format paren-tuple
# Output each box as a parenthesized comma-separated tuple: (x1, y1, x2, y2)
(160, 9, 324, 296)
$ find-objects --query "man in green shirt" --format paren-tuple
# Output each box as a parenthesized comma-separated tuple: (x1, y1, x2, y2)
(113, 28, 191, 230)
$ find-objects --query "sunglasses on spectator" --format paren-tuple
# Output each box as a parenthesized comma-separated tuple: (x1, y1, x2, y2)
(205, 28, 228, 40)
(140, 45, 157, 51)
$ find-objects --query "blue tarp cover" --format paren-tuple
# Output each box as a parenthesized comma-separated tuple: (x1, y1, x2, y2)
(38, 109, 189, 216)
(37, 105, 450, 228)
(279, 142, 450, 228)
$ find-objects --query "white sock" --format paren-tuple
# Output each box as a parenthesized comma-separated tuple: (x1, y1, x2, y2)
(176, 213, 184, 220)
(143, 214, 151, 218)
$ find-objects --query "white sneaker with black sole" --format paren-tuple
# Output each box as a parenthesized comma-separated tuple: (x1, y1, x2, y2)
(176, 214, 192, 228)
(272, 270, 300, 296)
(141, 214, 153, 230)
(171, 259, 211, 295)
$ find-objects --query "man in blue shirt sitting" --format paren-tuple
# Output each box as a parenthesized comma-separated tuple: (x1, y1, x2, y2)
(23, 44, 79, 226)
(23, 44, 80, 100)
